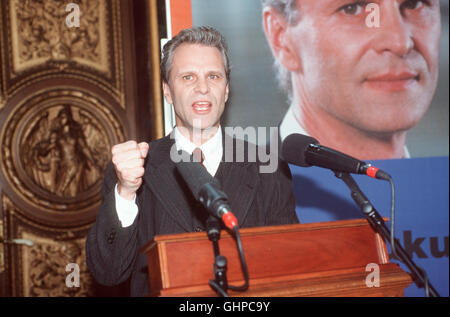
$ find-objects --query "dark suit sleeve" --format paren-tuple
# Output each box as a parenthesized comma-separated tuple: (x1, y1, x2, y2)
(264, 158, 300, 225)
(85, 162, 139, 286)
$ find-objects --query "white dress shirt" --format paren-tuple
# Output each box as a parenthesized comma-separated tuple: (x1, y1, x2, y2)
(173, 126, 223, 177)
(115, 126, 223, 227)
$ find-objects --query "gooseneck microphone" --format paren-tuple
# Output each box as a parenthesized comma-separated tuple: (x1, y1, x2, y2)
(176, 161, 238, 230)
(177, 159, 250, 295)
(281, 133, 391, 180)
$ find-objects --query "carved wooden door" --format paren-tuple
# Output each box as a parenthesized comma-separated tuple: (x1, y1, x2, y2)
(0, 0, 159, 296)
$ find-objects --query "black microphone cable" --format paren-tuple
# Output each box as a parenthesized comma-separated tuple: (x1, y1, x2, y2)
(227, 226, 249, 292)
(386, 175, 397, 259)
(208, 226, 250, 295)
(176, 159, 250, 294)
(338, 171, 436, 296)
(386, 175, 430, 297)
(207, 226, 250, 295)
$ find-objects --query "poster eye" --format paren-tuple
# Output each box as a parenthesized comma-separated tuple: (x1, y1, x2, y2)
(339, 2, 364, 15)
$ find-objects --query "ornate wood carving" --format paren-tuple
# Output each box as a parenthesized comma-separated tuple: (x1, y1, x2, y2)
(22, 233, 94, 297)
(10, 0, 109, 75)
(21, 105, 108, 198)
(2, 195, 95, 297)
(0, 0, 125, 110)
(0, 220, 4, 274)
(0, 88, 124, 226)
(0, 0, 155, 296)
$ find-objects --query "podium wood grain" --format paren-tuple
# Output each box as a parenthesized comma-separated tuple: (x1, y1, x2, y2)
(141, 219, 412, 297)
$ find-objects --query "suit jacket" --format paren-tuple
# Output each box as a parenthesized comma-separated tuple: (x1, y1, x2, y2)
(86, 132, 299, 296)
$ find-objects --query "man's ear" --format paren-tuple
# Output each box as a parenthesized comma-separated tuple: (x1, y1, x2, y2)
(162, 81, 173, 104)
(224, 83, 230, 103)
(263, 7, 301, 72)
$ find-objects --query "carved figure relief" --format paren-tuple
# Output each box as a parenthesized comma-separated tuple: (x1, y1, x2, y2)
(22, 105, 107, 198)
(1, 88, 124, 218)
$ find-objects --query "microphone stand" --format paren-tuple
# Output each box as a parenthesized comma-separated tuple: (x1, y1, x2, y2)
(334, 171, 439, 297)
(206, 216, 229, 297)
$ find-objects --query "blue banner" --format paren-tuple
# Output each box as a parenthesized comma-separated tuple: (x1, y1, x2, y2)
(291, 156, 449, 297)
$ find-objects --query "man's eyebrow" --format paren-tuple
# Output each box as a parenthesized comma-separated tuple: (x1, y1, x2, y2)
(175, 69, 225, 77)
(207, 69, 226, 75)
(179, 69, 225, 74)
(175, 69, 196, 76)
(331, 0, 363, 5)
(321, 0, 365, 11)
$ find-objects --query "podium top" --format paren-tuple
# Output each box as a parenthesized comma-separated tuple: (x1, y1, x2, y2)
(141, 218, 387, 260)
(141, 218, 413, 296)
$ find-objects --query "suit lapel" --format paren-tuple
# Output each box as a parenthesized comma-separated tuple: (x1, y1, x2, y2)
(142, 131, 260, 231)
(217, 132, 260, 225)
(143, 135, 194, 232)
(218, 162, 259, 226)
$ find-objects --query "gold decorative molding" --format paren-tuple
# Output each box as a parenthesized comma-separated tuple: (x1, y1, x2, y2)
(0, 219, 4, 274)
(1, 0, 126, 108)
(2, 195, 95, 296)
(0, 2, 6, 110)
(0, 87, 125, 224)
(21, 232, 94, 297)
(0, 0, 151, 296)
(21, 104, 108, 198)
(148, 0, 164, 139)
(10, 0, 109, 75)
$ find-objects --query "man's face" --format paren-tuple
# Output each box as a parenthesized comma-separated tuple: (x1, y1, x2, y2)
(163, 43, 229, 134)
(287, 0, 441, 134)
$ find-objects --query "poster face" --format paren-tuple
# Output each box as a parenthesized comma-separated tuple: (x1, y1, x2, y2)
(180, 0, 449, 160)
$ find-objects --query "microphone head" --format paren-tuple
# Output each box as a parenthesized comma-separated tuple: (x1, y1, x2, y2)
(281, 133, 319, 167)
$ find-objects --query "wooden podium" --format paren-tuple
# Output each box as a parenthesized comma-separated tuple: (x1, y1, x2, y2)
(141, 219, 412, 297)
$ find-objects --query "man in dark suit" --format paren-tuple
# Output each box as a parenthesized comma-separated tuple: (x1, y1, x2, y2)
(86, 26, 299, 296)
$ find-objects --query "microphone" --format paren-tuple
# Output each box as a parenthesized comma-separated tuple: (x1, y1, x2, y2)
(281, 133, 391, 180)
(176, 161, 238, 230)
(177, 159, 249, 295)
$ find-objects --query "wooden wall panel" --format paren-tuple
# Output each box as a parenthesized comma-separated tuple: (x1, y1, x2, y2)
(0, 0, 160, 296)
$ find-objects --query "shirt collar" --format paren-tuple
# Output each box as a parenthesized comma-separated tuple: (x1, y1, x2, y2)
(174, 126, 222, 154)
(279, 106, 308, 142)
(173, 126, 223, 175)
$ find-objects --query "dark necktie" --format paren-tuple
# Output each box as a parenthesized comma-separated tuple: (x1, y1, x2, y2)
(192, 148, 205, 168)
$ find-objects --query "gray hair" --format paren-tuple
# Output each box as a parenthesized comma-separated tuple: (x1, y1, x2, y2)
(261, 0, 299, 24)
(161, 26, 231, 84)
(261, 0, 299, 101)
